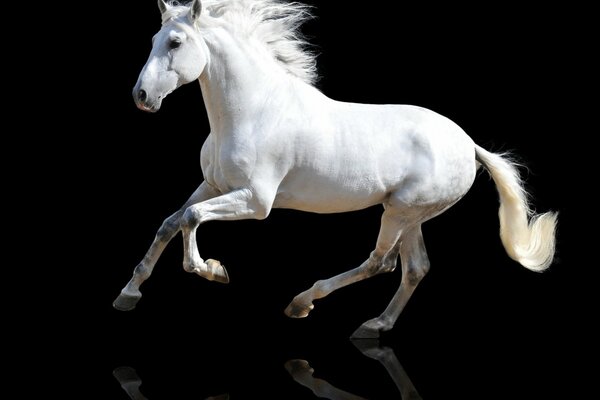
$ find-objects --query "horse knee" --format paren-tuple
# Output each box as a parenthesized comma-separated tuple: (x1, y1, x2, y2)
(181, 207, 201, 229)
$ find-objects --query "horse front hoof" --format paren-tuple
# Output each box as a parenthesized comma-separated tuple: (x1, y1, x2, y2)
(206, 259, 230, 284)
(284, 301, 314, 318)
(113, 293, 141, 311)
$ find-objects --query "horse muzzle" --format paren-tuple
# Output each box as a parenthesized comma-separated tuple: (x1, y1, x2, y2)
(133, 89, 161, 113)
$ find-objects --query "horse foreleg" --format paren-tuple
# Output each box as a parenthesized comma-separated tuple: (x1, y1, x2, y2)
(285, 210, 403, 318)
(351, 225, 430, 339)
(113, 182, 220, 311)
(180, 187, 270, 283)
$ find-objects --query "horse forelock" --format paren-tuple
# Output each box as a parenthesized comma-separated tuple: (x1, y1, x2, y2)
(159, 0, 318, 85)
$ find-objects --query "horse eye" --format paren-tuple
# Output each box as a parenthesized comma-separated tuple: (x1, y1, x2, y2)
(169, 39, 181, 49)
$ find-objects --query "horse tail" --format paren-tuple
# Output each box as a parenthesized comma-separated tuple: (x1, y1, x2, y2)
(474, 145, 557, 271)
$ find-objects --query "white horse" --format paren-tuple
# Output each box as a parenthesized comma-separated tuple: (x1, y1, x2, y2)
(114, 0, 557, 338)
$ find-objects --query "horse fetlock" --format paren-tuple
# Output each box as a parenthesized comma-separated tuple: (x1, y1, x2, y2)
(134, 264, 151, 280)
(350, 324, 380, 340)
(183, 257, 203, 273)
(312, 279, 327, 294)
(186, 258, 229, 284)
(350, 317, 393, 339)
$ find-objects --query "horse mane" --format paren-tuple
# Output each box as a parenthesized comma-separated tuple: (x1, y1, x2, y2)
(162, 0, 318, 85)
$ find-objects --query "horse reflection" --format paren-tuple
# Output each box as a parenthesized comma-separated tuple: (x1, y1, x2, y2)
(285, 340, 421, 400)
(113, 341, 418, 399)
(285, 360, 367, 400)
(113, 366, 228, 400)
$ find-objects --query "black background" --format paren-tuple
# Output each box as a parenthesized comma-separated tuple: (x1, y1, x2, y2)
(45, 0, 593, 397)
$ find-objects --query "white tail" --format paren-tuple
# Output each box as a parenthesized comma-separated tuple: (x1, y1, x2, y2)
(475, 145, 557, 271)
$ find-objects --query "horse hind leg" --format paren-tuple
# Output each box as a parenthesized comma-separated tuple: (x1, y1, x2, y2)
(351, 224, 430, 339)
(284, 209, 403, 318)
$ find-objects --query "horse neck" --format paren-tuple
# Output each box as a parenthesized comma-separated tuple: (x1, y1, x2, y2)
(199, 28, 288, 133)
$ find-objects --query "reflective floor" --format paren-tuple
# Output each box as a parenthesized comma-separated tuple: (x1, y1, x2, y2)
(79, 225, 584, 399)
(83, 301, 584, 399)
(113, 340, 419, 400)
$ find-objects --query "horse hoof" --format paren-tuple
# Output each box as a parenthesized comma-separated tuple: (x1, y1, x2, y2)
(284, 359, 313, 375)
(284, 301, 314, 318)
(206, 259, 230, 284)
(350, 324, 380, 340)
(113, 293, 141, 311)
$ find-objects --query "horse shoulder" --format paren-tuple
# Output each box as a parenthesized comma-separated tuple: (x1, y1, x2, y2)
(200, 132, 216, 179)
(200, 132, 247, 193)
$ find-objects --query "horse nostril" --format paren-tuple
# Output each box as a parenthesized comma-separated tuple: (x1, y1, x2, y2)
(138, 89, 147, 102)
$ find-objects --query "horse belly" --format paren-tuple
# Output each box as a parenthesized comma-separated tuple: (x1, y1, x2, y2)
(273, 170, 393, 213)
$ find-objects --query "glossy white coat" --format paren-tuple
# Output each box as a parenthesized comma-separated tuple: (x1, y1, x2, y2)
(115, 0, 557, 338)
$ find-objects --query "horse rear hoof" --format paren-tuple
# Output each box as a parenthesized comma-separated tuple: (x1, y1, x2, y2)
(113, 293, 141, 311)
(350, 324, 380, 340)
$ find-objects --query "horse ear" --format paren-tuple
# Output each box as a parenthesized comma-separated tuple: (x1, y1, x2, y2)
(158, 0, 168, 15)
(190, 0, 202, 21)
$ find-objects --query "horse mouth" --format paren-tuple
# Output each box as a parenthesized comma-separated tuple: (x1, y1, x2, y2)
(136, 102, 160, 113)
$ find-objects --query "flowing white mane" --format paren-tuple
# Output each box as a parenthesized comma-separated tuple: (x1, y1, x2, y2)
(163, 0, 318, 85)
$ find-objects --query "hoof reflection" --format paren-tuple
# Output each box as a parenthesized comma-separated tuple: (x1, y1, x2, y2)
(113, 366, 229, 400)
(286, 340, 421, 399)
(285, 359, 368, 400)
(113, 367, 147, 400)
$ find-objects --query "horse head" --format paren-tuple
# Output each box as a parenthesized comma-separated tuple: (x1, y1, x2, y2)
(133, 0, 206, 112)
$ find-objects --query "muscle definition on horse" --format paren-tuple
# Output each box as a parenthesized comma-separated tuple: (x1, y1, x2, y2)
(114, 0, 557, 338)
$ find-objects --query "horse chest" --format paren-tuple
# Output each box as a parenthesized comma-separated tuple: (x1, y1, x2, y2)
(201, 134, 258, 191)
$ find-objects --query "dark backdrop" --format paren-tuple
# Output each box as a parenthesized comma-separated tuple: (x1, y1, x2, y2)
(50, 0, 591, 397)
